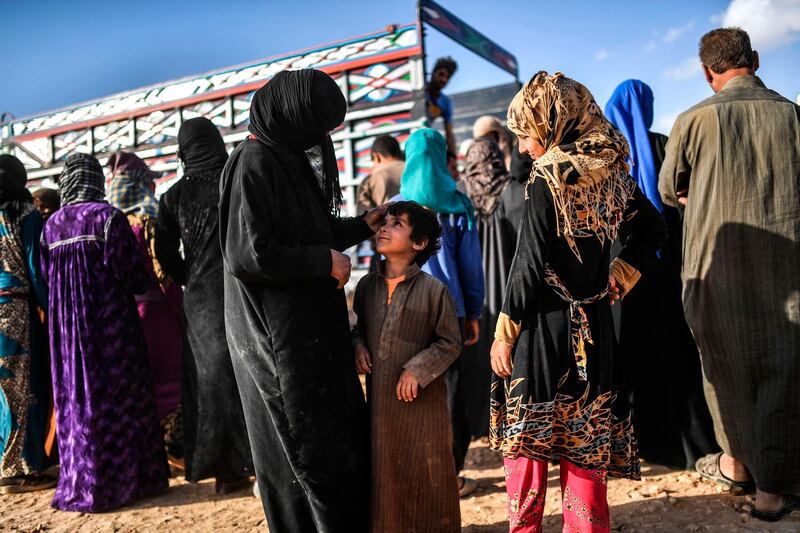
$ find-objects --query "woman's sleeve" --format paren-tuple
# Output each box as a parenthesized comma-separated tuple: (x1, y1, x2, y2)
(104, 211, 149, 295)
(329, 214, 374, 252)
(402, 284, 462, 389)
(611, 186, 668, 296)
(154, 191, 187, 286)
(39, 228, 49, 287)
(350, 277, 368, 347)
(495, 177, 556, 345)
(221, 160, 333, 284)
(22, 211, 48, 309)
(456, 219, 485, 320)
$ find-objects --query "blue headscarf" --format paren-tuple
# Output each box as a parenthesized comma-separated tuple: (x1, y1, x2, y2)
(400, 128, 473, 223)
(604, 80, 664, 212)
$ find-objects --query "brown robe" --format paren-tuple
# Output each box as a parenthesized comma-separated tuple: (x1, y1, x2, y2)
(352, 263, 462, 533)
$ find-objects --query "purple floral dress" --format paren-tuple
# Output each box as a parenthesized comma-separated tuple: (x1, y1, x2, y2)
(41, 201, 168, 512)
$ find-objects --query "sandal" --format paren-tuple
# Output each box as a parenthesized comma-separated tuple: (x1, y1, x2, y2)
(458, 476, 478, 498)
(694, 452, 755, 494)
(215, 476, 253, 495)
(751, 494, 800, 522)
(0, 474, 58, 494)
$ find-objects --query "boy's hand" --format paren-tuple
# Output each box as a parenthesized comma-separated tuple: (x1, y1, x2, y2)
(463, 318, 480, 346)
(396, 369, 419, 402)
(355, 343, 372, 374)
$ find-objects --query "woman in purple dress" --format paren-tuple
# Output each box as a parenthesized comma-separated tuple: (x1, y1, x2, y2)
(41, 153, 169, 512)
(107, 152, 184, 461)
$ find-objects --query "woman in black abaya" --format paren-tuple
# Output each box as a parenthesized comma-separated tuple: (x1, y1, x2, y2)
(154, 117, 253, 491)
(460, 118, 528, 438)
(219, 69, 384, 533)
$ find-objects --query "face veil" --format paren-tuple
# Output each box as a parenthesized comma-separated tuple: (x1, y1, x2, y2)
(248, 69, 347, 214)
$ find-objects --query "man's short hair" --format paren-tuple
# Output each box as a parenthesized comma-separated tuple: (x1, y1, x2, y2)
(387, 201, 442, 266)
(370, 135, 403, 160)
(433, 56, 458, 77)
(699, 27, 755, 74)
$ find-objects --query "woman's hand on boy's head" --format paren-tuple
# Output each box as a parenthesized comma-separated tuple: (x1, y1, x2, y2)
(354, 343, 372, 374)
(396, 369, 419, 402)
(364, 203, 391, 233)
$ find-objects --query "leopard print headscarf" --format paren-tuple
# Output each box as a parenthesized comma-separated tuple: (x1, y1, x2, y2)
(507, 71, 635, 261)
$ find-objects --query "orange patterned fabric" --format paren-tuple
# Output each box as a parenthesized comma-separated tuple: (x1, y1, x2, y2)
(490, 372, 640, 481)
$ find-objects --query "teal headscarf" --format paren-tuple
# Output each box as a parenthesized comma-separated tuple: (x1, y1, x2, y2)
(400, 128, 473, 224)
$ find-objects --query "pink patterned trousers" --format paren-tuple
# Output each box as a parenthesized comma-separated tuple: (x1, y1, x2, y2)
(504, 457, 611, 533)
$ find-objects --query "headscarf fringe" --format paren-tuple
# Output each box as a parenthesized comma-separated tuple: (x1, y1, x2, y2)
(509, 71, 635, 261)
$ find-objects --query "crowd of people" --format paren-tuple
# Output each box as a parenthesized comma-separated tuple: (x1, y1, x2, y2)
(0, 25, 797, 533)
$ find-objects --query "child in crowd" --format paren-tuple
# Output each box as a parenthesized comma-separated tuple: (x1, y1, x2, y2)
(353, 201, 462, 533)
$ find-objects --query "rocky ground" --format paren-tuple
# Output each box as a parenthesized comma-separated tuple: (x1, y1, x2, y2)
(2, 439, 799, 532)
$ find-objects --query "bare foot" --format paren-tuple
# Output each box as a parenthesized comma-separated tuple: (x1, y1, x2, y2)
(756, 490, 785, 513)
(719, 453, 752, 483)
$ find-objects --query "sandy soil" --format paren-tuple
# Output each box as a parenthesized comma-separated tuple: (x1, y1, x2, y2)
(2, 439, 799, 532)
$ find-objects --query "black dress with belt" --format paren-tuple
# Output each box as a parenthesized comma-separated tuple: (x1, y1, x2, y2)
(490, 176, 666, 478)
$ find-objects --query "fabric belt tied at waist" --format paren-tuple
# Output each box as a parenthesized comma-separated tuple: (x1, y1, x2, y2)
(544, 267, 609, 382)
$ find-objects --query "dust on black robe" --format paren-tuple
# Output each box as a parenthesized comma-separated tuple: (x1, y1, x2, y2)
(155, 116, 253, 481)
(219, 70, 372, 533)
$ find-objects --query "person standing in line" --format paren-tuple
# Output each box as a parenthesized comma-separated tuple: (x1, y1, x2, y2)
(353, 200, 462, 533)
(605, 80, 718, 469)
(41, 153, 169, 512)
(426, 56, 458, 154)
(219, 69, 386, 533)
(106, 151, 184, 467)
(155, 117, 253, 492)
(491, 72, 666, 532)
(659, 27, 800, 521)
(357, 134, 405, 213)
(459, 116, 523, 440)
(31, 188, 60, 222)
(395, 127, 485, 497)
(0, 155, 54, 494)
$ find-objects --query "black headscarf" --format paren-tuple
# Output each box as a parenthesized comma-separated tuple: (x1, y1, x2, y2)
(0, 154, 32, 216)
(178, 117, 229, 175)
(248, 69, 347, 214)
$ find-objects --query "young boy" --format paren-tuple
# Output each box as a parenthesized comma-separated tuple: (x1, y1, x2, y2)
(352, 201, 462, 533)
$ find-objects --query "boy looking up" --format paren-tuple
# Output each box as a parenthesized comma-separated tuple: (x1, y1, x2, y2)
(352, 201, 461, 533)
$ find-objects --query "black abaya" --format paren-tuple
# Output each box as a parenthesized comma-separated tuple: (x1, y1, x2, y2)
(462, 145, 529, 437)
(617, 132, 718, 468)
(219, 70, 372, 533)
(155, 169, 253, 481)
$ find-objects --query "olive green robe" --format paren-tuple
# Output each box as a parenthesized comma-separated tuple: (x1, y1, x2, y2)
(659, 75, 800, 494)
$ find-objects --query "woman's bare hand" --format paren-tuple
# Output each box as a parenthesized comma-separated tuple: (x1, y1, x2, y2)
(330, 250, 352, 289)
(490, 340, 513, 378)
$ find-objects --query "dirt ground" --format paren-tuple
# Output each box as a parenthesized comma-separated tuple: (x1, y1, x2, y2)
(2, 439, 799, 533)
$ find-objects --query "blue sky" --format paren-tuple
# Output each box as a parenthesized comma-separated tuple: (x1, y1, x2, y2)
(2, 0, 799, 134)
